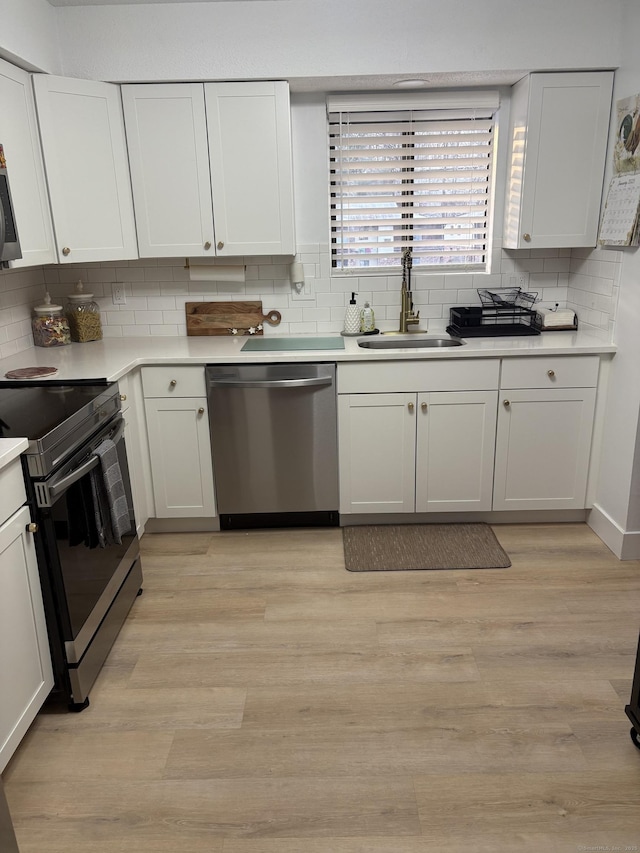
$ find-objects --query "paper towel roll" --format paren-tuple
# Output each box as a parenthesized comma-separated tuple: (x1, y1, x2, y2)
(188, 259, 246, 282)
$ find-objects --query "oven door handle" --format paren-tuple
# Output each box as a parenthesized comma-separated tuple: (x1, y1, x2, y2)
(47, 418, 125, 500)
(0, 194, 6, 258)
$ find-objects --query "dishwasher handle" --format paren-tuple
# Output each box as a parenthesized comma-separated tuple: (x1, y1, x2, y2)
(208, 376, 333, 389)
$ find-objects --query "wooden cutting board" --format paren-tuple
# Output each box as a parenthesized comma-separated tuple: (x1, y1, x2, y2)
(185, 301, 282, 336)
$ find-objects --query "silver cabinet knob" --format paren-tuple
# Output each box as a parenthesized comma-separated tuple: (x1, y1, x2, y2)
(198, 407, 205, 415)
(408, 402, 414, 412)
(204, 241, 211, 250)
(522, 233, 531, 242)
(547, 369, 555, 378)
(62, 246, 71, 256)
(217, 241, 224, 250)
(120, 393, 127, 401)
(421, 402, 428, 412)
(170, 379, 177, 387)
(26, 522, 38, 534)
(503, 399, 511, 407)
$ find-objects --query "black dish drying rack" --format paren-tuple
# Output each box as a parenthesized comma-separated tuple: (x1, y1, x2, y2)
(447, 287, 541, 337)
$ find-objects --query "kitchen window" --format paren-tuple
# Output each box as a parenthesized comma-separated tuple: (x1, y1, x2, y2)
(328, 91, 499, 274)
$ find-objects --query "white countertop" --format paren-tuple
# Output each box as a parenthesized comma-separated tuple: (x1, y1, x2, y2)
(0, 438, 29, 471)
(0, 331, 616, 384)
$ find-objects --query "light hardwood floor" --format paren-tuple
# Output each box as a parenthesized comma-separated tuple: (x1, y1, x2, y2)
(3, 522, 640, 852)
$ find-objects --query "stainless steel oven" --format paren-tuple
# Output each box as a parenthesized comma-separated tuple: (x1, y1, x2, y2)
(0, 381, 142, 710)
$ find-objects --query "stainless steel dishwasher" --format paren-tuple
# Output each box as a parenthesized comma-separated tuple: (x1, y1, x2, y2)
(206, 363, 339, 529)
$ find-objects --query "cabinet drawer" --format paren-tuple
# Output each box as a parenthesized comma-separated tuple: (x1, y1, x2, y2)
(500, 356, 599, 390)
(141, 366, 206, 398)
(338, 359, 499, 394)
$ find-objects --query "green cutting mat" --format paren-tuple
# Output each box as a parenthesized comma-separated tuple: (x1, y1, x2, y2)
(241, 336, 345, 352)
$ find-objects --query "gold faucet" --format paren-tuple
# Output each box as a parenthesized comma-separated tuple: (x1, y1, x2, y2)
(398, 247, 420, 333)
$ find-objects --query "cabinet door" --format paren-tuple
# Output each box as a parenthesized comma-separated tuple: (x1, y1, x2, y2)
(0, 505, 54, 773)
(0, 59, 56, 266)
(493, 388, 596, 511)
(504, 72, 613, 249)
(205, 81, 295, 256)
(122, 84, 215, 258)
(415, 391, 497, 513)
(338, 393, 416, 514)
(32, 75, 138, 264)
(144, 397, 215, 518)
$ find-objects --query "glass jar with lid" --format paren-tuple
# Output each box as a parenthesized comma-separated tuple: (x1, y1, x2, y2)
(32, 292, 71, 347)
(66, 280, 103, 343)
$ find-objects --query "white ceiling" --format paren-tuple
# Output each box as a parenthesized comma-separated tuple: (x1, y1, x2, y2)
(47, 0, 272, 5)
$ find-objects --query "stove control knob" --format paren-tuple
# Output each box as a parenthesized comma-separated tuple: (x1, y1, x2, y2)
(26, 522, 38, 534)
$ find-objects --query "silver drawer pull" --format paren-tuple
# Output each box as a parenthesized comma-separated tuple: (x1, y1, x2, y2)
(170, 379, 177, 387)
(503, 399, 510, 408)
(547, 369, 555, 378)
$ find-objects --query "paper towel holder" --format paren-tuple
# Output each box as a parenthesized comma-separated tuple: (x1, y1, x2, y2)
(290, 257, 305, 293)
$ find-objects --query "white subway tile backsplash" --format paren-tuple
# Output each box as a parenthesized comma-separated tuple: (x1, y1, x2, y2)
(0, 244, 622, 345)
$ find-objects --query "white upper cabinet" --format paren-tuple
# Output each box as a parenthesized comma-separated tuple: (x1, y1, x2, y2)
(0, 59, 56, 267)
(204, 81, 295, 256)
(122, 81, 295, 258)
(122, 84, 215, 258)
(32, 75, 138, 264)
(503, 72, 614, 249)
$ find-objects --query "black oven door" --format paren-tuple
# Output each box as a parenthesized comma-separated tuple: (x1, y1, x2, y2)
(33, 414, 139, 672)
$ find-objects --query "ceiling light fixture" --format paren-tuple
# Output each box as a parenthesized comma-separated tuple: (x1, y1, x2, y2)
(393, 79, 428, 88)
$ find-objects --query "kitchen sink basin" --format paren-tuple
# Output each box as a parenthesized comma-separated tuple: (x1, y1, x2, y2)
(357, 335, 465, 349)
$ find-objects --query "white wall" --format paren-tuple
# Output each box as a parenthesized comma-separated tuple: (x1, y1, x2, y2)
(0, 0, 61, 74)
(588, 0, 640, 558)
(54, 0, 621, 85)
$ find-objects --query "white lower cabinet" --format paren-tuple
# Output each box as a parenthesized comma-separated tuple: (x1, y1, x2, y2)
(338, 389, 497, 514)
(493, 388, 597, 511)
(0, 462, 53, 773)
(493, 355, 599, 511)
(339, 393, 416, 514)
(337, 355, 600, 518)
(142, 367, 216, 519)
(416, 391, 498, 512)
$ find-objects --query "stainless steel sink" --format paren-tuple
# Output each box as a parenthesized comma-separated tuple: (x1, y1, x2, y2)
(357, 335, 465, 349)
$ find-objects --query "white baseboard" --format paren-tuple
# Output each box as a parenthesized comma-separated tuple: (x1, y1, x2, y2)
(588, 504, 640, 560)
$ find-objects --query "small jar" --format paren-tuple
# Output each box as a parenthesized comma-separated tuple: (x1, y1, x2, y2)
(66, 280, 102, 343)
(32, 293, 71, 348)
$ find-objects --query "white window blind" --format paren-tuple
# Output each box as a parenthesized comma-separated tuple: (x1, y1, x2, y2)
(328, 92, 499, 273)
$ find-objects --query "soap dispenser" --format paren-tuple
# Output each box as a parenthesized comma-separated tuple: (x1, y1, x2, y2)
(342, 292, 360, 335)
(360, 301, 375, 333)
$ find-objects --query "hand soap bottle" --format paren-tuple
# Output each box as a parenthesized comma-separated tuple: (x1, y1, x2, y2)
(360, 301, 375, 333)
(342, 292, 360, 335)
